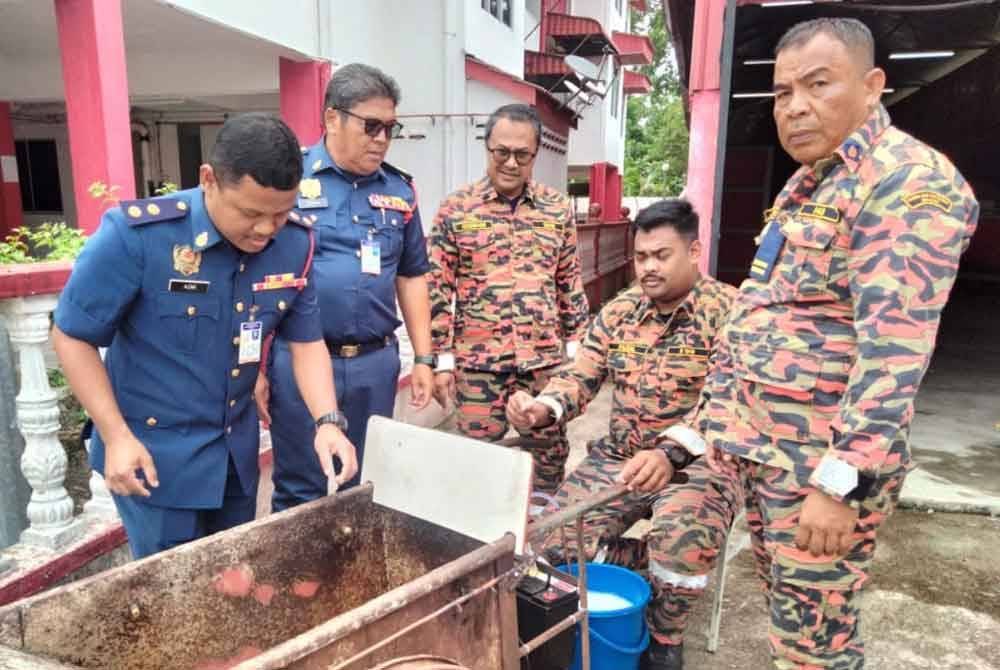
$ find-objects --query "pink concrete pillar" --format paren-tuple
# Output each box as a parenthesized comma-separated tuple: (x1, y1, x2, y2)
(588, 162, 608, 221)
(54, 0, 135, 235)
(279, 58, 332, 147)
(0, 102, 24, 237)
(684, 0, 726, 273)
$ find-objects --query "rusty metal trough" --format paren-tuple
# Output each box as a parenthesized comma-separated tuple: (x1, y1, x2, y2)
(0, 484, 522, 670)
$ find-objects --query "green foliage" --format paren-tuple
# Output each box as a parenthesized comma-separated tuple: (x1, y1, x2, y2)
(623, 0, 690, 197)
(48, 368, 68, 388)
(154, 181, 179, 196)
(0, 223, 87, 265)
(87, 181, 121, 207)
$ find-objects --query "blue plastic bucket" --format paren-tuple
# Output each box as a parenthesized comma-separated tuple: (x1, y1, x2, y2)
(558, 563, 652, 669)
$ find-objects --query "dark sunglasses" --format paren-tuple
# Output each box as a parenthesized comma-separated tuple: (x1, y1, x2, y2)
(335, 108, 404, 139)
(487, 145, 537, 166)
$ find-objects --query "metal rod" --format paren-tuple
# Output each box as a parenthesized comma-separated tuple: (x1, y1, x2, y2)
(329, 571, 510, 670)
(518, 610, 587, 656)
(577, 513, 591, 670)
(527, 484, 628, 543)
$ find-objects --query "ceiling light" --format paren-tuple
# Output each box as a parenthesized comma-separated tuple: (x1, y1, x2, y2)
(732, 92, 775, 99)
(889, 51, 954, 60)
(744, 59, 776, 66)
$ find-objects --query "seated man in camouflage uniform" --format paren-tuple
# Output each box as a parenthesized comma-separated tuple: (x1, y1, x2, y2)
(507, 199, 739, 670)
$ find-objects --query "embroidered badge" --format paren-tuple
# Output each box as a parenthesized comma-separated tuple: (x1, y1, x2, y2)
(252, 273, 308, 291)
(368, 194, 411, 213)
(797, 202, 841, 224)
(903, 191, 953, 213)
(172, 245, 202, 277)
(194, 231, 209, 249)
(299, 178, 322, 200)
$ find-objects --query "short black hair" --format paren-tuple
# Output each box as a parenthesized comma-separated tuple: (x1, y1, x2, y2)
(484, 104, 542, 150)
(776, 18, 875, 71)
(209, 113, 303, 190)
(631, 198, 699, 241)
(324, 63, 401, 115)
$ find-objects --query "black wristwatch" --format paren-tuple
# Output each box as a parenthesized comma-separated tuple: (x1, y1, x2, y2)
(665, 445, 698, 472)
(413, 354, 437, 367)
(315, 410, 348, 432)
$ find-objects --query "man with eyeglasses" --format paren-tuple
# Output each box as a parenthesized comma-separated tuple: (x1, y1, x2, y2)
(256, 63, 434, 509)
(427, 103, 589, 497)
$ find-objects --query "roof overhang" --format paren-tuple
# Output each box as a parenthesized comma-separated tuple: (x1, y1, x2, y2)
(623, 70, 653, 95)
(612, 31, 655, 65)
(465, 55, 578, 135)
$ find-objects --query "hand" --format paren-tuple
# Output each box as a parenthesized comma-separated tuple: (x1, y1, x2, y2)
(618, 449, 673, 493)
(795, 490, 859, 557)
(104, 431, 159, 497)
(705, 442, 738, 476)
(409, 363, 434, 410)
(433, 371, 456, 409)
(254, 372, 271, 428)
(314, 423, 358, 488)
(506, 391, 552, 431)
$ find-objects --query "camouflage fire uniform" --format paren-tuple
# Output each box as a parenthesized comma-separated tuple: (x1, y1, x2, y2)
(534, 277, 739, 645)
(694, 106, 979, 669)
(428, 177, 590, 493)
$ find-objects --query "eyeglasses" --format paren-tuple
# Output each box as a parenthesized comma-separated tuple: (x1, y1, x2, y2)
(335, 108, 404, 139)
(487, 145, 537, 166)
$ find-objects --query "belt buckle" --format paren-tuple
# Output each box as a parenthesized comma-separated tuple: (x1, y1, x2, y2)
(340, 344, 361, 358)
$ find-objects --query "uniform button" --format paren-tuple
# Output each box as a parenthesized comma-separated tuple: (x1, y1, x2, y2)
(352, 215, 359, 223)
(146, 417, 158, 427)
(278, 300, 287, 311)
(231, 368, 240, 378)
(239, 263, 246, 273)
(226, 426, 232, 434)
(355, 250, 361, 258)
(235, 302, 245, 313)
(229, 399, 236, 407)
(233, 336, 240, 346)
(187, 305, 197, 316)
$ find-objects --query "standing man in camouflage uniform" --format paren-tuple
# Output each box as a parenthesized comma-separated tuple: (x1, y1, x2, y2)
(508, 199, 737, 670)
(662, 19, 979, 669)
(428, 104, 589, 494)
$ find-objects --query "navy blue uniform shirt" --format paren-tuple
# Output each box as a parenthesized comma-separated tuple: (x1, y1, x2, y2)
(54, 188, 322, 508)
(298, 141, 430, 343)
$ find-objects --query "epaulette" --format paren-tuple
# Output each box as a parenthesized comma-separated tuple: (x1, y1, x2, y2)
(381, 161, 413, 183)
(287, 210, 316, 228)
(121, 197, 188, 226)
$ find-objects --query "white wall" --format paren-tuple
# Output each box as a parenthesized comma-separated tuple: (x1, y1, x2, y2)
(161, 0, 321, 57)
(465, 0, 527, 78)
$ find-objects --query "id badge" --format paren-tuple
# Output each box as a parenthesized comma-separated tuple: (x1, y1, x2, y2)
(238, 321, 263, 364)
(361, 238, 381, 275)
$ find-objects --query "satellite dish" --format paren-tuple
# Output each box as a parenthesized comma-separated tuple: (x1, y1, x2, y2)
(564, 54, 603, 82)
(584, 80, 607, 99)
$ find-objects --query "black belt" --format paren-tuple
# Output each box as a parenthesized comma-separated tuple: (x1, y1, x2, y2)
(325, 335, 395, 359)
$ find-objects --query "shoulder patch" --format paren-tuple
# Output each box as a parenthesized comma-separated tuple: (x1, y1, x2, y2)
(121, 197, 187, 226)
(902, 191, 952, 213)
(381, 161, 413, 183)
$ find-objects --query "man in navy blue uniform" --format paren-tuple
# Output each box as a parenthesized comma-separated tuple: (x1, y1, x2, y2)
(255, 63, 434, 507)
(52, 114, 357, 559)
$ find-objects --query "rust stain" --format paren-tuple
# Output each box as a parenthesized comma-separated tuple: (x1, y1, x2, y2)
(291, 579, 320, 599)
(211, 564, 255, 598)
(252, 583, 276, 606)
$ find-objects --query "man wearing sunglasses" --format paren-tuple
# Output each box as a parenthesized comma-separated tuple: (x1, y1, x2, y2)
(256, 63, 433, 509)
(427, 104, 589, 497)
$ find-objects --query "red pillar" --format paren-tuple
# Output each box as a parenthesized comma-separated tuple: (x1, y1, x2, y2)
(54, 0, 135, 234)
(684, 0, 726, 273)
(0, 102, 24, 237)
(588, 163, 608, 221)
(279, 58, 332, 147)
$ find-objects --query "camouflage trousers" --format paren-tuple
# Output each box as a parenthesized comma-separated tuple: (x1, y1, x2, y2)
(740, 460, 904, 669)
(536, 440, 741, 644)
(455, 367, 569, 494)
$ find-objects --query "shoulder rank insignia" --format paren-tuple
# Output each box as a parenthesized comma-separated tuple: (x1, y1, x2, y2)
(172, 244, 201, 277)
(797, 202, 841, 224)
(122, 197, 188, 226)
(369, 193, 411, 213)
(253, 273, 308, 291)
(903, 191, 952, 213)
(749, 221, 785, 282)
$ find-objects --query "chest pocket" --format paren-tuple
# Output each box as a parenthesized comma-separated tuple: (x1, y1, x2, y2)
(530, 221, 562, 270)
(779, 217, 840, 299)
(454, 217, 495, 272)
(660, 353, 709, 408)
(372, 209, 405, 262)
(251, 291, 296, 333)
(157, 292, 221, 353)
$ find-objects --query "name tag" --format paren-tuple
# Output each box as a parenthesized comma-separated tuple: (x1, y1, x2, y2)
(297, 197, 329, 210)
(455, 219, 491, 232)
(666, 346, 710, 359)
(168, 279, 209, 294)
(238, 321, 263, 364)
(609, 342, 650, 356)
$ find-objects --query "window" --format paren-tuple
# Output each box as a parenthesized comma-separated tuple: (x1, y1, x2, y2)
(615, 0, 624, 15)
(14, 140, 63, 213)
(482, 0, 512, 27)
(610, 71, 621, 119)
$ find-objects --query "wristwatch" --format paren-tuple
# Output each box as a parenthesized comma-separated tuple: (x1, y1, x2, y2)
(315, 410, 348, 432)
(810, 454, 878, 503)
(413, 354, 437, 367)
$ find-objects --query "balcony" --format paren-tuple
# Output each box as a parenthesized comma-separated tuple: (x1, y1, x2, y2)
(624, 70, 653, 95)
(545, 12, 618, 58)
(612, 31, 655, 66)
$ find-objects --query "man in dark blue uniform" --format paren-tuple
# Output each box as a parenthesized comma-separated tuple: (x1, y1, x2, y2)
(255, 63, 434, 508)
(52, 114, 357, 559)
